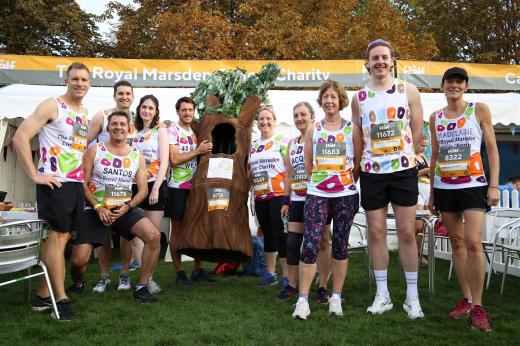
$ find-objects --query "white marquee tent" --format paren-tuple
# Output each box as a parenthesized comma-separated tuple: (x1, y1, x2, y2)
(1, 84, 519, 204)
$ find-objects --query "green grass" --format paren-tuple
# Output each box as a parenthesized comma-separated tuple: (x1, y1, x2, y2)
(1, 246, 519, 346)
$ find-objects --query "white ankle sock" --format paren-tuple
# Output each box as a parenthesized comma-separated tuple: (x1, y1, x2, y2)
(373, 269, 389, 296)
(405, 271, 418, 299)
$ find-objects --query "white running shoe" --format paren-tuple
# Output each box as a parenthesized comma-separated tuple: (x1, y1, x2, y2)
(148, 278, 162, 294)
(93, 277, 111, 293)
(292, 297, 310, 320)
(367, 293, 393, 314)
(117, 275, 131, 291)
(403, 296, 425, 319)
(328, 296, 343, 316)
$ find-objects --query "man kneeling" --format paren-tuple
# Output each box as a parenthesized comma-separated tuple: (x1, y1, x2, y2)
(69, 111, 161, 303)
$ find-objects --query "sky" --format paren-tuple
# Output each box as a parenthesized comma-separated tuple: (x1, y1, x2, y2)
(76, 0, 134, 38)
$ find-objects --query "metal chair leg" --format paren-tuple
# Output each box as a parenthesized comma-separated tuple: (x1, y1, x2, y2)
(39, 262, 59, 320)
(500, 251, 510, 295)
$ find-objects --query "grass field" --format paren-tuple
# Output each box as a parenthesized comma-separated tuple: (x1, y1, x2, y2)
(1, 246, 519, 346)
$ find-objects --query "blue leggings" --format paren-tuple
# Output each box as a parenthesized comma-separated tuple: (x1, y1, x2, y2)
(300, 194, 359, 264)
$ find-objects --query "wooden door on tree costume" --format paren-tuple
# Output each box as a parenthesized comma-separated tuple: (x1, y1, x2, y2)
(176, 95, 260, 262)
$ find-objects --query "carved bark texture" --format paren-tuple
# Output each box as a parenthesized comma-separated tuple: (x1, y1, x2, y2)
(176, 95, 261, 262)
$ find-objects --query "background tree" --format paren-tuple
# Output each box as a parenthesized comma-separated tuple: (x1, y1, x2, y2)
(399, 0, 520, 64)
(0, 0, 103, 56)
(106, 0, 437, 60)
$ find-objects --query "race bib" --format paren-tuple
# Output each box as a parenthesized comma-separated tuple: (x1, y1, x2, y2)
(370, 122, 403, 155)
(290, 168, 307, 192)
(103, 185, 132, 209)
(72, 123, 88, 152)
(252, 171, 271, 196)
(207, 187, 230, 211)
(315, 142, 346, 171)
(438, 146, 471, 177)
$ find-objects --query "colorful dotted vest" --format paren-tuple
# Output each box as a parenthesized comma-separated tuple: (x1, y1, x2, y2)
(37, 98, 88, 182)
(132, 127, 161, 182)
(288, 136, 307, 202)
(89, 143, 140, 209)
(307, 119, 357, 198)
(358, 79, 415, 174)
(433, 102, 487, 189)
(167, 123, 198, 190)
(249, 134, 288, 200)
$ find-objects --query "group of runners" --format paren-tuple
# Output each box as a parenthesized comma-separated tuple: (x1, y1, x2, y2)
(12, 39, 499, 332)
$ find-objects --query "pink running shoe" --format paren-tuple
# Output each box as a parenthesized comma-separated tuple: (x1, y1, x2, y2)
(470, 305, 492, 332)
(448, 298, 471, 319)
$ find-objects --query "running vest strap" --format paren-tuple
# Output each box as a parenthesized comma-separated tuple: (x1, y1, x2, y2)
(37, 97, 88, 182)
(288, 136, 306, 202)
(433, 102, 487, 189)
(132, 127, 161, 182)
(167, 123, 197, 190)
(358, 79, 415, 174)
(249, 134, 288, 200)
(89, 143, 140, 209)
(307, 119, 357, 198)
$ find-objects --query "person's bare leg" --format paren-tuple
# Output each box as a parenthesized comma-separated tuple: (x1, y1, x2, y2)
(443, 212, 472, 300)
(36, 231, 72, 301)
(298, 262, 317, 295)
(120, 237, 132, 273)
(393, 204, 419, 272)
(367, 207, 389, 270)
(130, 219, 161, 285)
(143, 210, 164, 277)
(131, 238, 144, 266)
(463, 210, 486, 306)
(70, 243, 94, 285)
(169, 219, 183, 272)
(331, 259, 348, 293)
(97, 231, 112, 277)
(264, 252, 277, 275)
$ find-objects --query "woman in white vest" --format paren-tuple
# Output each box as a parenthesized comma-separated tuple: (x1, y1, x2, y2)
(429, 67, 499, 332)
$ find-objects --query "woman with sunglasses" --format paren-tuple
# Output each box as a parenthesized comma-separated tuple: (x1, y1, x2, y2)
(279, 102, 332, 303)
(292, 80, 360, 319)
(249, 105, 289, 287)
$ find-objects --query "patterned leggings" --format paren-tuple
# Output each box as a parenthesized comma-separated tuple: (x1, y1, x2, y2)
(300, 193, 359, 264)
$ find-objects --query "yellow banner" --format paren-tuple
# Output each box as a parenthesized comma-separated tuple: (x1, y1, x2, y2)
(1, 54, 519, 89)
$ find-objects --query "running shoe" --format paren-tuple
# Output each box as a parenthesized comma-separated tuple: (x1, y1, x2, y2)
(175, 270, 192, 285)
(92, 276, 111, 293)
(148, 278, 162, 294)
(117, 274, 131, 291)
(133, 285, 158, 303)
(403, 296, 425, 319)
(110, 262, 122, 272)
(470, 305, 492, 332)
(31, 294, 52, 311)
(448, 298, 471, 319)
(292, 297, 310, 320)
(66, 281, 85, 296)
(328, 296, 343, 316)
(280, 277, 289, 290)
(316, 287, 329, 304)
(367, 293, 393, 315)
(277, 285, 298, 300)
(129, 260, 140, 271)
(51, 299, 75, 321)
(190, 268, 217, 283)
(256, 272, 278, 287)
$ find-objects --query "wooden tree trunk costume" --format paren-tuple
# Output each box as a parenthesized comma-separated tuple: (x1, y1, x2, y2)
(176, 95, 261, 262)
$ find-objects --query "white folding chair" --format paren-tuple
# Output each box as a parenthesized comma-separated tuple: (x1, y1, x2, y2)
(0, 220, 59, 319)
(485, 208, 520, 290)
(499, 222, 520, 294)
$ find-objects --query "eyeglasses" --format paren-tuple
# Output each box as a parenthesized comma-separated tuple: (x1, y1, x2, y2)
(367, 39, 391, 48)
(259, 104, 273, 109)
